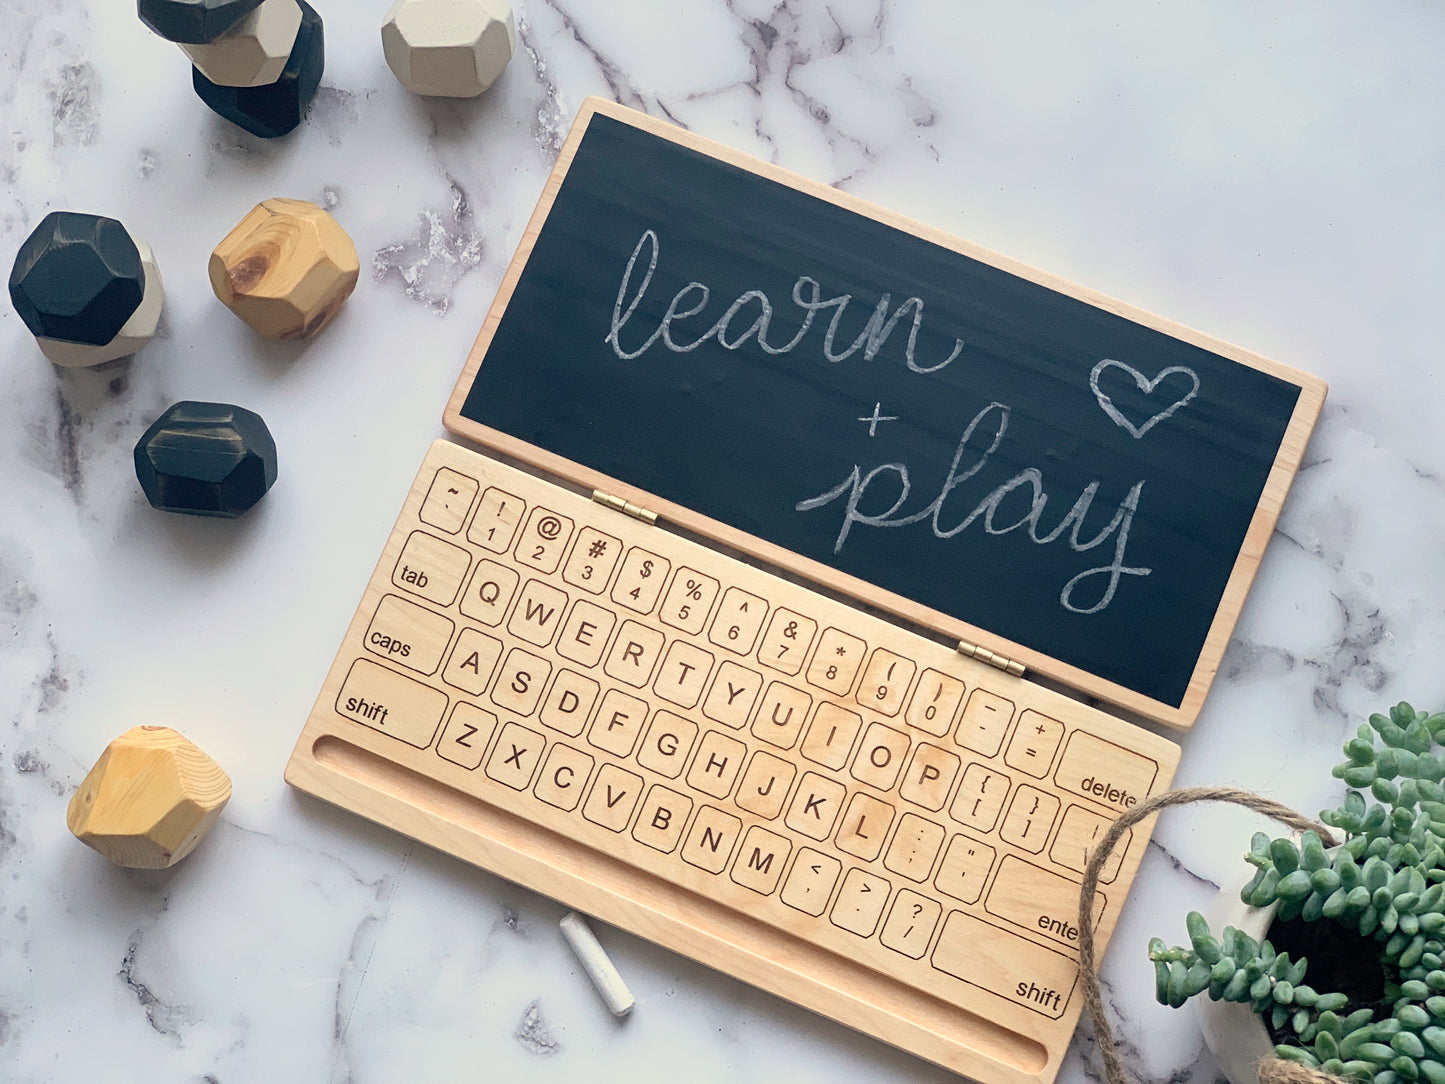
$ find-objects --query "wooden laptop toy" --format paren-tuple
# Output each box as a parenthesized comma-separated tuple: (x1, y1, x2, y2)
(286, 98, 1325, 1084)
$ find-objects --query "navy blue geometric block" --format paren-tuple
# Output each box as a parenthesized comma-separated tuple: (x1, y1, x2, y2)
(192, 0, 323, 138)
(135, 402, 279, 518)
(138, 0, 266, 44)
(9, 212, 144, 345)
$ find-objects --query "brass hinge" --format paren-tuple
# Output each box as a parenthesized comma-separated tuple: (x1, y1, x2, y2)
(591, 491, 658, 526)
(956, 640, 1026, 678)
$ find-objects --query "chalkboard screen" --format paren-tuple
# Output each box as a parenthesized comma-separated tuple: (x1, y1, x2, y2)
(446, 101, 1325, 727)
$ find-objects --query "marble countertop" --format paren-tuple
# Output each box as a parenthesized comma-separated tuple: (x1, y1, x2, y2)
(4, 2, 1444, 1081)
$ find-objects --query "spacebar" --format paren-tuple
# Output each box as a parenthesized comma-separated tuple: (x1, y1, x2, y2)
(931, 910, 1081, 1020)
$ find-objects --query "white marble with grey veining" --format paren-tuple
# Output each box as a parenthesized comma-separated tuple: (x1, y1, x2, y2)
(2, 2, 1444, 1081)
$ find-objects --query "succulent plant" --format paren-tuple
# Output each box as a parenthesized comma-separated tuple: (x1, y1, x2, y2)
(1151, 703, 1445, 1084)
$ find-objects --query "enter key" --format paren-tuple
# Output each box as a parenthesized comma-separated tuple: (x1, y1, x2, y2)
(985, 855, 1105, 953)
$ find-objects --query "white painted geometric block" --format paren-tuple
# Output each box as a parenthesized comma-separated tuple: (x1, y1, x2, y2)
(180, 0, 303, 88)
(36, 240, 166, 368)
(381, 0, 516, 98)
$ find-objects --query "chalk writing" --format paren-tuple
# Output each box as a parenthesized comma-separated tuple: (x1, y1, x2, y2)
(1090, 360, 1200, 440)
(606, 229, 964, 374)
(795, 402, 1152, 615)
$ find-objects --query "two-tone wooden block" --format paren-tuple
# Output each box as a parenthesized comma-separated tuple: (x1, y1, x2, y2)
(209, 197, 358, 339)
(67, 726, 231, 869)
(192, 0, 324, 138)
(381, 0, 516, 98)
(180, 0, 303, 88)
(139, 0, 267, 44)
(8, 212, 165, 367)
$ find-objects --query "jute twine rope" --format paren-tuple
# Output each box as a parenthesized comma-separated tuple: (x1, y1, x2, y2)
(1078, 786, 1344, 1084)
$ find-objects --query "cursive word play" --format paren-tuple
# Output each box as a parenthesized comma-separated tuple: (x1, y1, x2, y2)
(795, 402, 1152, 615)
(605, 229, 964, 374)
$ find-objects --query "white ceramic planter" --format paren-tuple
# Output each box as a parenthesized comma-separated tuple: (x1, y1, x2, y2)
(1196, 874, 1280, 1084)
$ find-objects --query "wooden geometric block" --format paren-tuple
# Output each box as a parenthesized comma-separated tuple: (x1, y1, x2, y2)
(134, 400, 278, 517)
(66, 726, 231, 869)
(381, 0, 516, 98)
(180, 0, 302, 88)
(139, 0, 266, 44)
(35, 239, 166, 368)
(208, 197, 358, 338)
(193, 0, 323, 139)
(9, 211, 145, 346)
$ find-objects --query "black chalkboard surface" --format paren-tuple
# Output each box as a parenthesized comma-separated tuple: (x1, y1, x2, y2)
(446, 100, 1325, 728)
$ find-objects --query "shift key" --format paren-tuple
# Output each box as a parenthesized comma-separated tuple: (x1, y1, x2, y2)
(931, 910, 1078, 1019)
(337, 658, 447, 749)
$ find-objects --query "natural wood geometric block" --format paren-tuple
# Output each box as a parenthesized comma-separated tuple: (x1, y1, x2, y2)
(193, 0, 323, 139)
(36, 240, 165, 368)
(67, 726, 231, 869)
(179, 0, 302, 88)
(9, 211, 145, 346)
(209, 197, 358, 338)
(381, 0, 516, 98)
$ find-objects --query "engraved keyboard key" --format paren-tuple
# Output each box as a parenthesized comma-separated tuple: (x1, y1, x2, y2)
(851, 722, 911, 791)
(701, 661, 763, 729)
(468, 485, 524, 553)
(784, 772, 846, 841)
(757, 608, 817, 676)
(515, 506, 574, 574)
(836, 792, 894, 862)
(881, 889, 941, 959)
(507, 579, 569, 648)
(534, 742, 595, 811)
(337, 658, 446, 748)
(807, 628, 866, 696)
(735, 751, 794, 820)
(659, 567, 719, 635)
(900, 743, 960, 812)
(603, 620, 665, 687)
(1051, 805, 1129, 883)
(393, 531, 471, 607)
(750, 682, 812, 750)
(999, 785, 1060, 853)
(1005, 709, 1065, 777)
(442, 628, 503, 695)
(653, 641, 714, 709)
(956, 689, 1014, 757)
(1054, 730, 1160, 813)
(419, 467, 478, 534)
(932, 910, 1079, 1020)
(588, 689, 649, 757)
(951, 763, 1010, 833)
(633, 785, 692, 853)
(436, 704, 497, 770)
(906, 669, 965, 737)
(637, 710, 698, 779)
(935, 835, 996, 904)
(539, 670, 601, 737)
(490, 648, 550, 716)
(485, 721, 546, 790)
(708, 587, 768, 655)
(681, 806, 743, 873)
(781, 848, 841, 916)
(365, 594, 455, 675)
(800, 703, 863, 770)
(731, 826, 791, 895)
(556, 599, 616, 668)
(687, 730, 747, 799)
(884, 813, 946, 882)
(611, 546, 668, 614)
(831, 868, 890, 937)
(986, 855, 1105, 950)
(857, 649, 915, 717)
(562, 527, 622, 594)
(583, 763, 644, 832)
(459, 559, 519, 627)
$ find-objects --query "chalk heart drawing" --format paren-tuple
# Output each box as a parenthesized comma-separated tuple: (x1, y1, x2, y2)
(1090, 359, 1201, 440)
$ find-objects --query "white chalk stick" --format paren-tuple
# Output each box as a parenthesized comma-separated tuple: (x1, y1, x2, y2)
(560, 911, 635, 1017)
